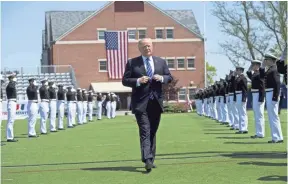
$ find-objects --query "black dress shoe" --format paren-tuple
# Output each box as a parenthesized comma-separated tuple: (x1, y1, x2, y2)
(7, 139, 18, 142)
(41, 133, 47, 135)
(68, 126, 74, 128)
(235, 131, 243, 134)
(242, 131, 248, 134)
(58, 128, 65, 130)
(152, 164, 157, 168)
(268, 140, 284, 143)
(50, 130, 58, 133)
(28, 135, 39, 138)
(145, 160, 153, 172)
(251, 135, 263, 139)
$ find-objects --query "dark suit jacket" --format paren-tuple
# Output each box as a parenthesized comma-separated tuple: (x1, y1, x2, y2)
(122, 56, 173, 114)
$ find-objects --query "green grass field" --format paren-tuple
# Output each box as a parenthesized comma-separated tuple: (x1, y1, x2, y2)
(1, 111, 287, 184)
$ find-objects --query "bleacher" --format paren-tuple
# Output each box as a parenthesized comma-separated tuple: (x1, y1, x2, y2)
(1, 65, 77, 101)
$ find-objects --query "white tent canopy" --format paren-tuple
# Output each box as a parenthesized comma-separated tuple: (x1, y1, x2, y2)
(90, 82, 132, 93)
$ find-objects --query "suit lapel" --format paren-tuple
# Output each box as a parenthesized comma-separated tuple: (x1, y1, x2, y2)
(152, 56, 158, 74)
(139, 56, 148, 76)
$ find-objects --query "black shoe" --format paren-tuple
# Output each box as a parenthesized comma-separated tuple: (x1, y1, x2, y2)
(58, 128, 65, 130)
(68, 126, 74, 128)
(50, 130, 58, 133)
(268, 140, 284, 143)
(242, 131, 248, 134)
(7, 139, 18, 142)
(251, 135, 263, 139)
(230, 127, 235, 130)
(235, 131, 243, 134)
(28, 135, 39, 138)
(41, 133, 47, 135)
(145, 159, 153, 172)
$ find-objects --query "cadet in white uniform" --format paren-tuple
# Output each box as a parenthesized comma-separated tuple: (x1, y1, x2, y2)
(87, 91, 94, 122)
(39, 79, 49, 134)
(76, 88, 83, 125)
(26, 78, 39, 137)
(6, 74, 18, 142)
(48, 82, 57, 132)
(82, 89, 88, 123)
(247, 60, 265, 138)
(57, 84, 66, 130)
(260, 53, 283, 143)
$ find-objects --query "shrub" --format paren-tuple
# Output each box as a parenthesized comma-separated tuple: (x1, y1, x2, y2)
(163, 102, 190, 113)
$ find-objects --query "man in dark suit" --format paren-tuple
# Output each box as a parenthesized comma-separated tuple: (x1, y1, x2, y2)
(122, 38, 173, 172)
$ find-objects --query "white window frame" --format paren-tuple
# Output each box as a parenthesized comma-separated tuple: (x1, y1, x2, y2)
(166, 57, 176, 70)
(97, 28, 106, 40)
(98, 59, 107, 72)
(127, 28, 137, 40)
(137, 28, 147, 39)
(176, 57, 185, 70)
(188, 87, 197, 100)
(178, 87, 187, 102)
(155, 27, 164, 39)
(187, 56, 196, 70)
(165, 27, 174, 39)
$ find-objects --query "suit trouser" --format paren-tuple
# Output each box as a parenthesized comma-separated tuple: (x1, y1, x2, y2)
(27, 101, 38, 136)
(228, 95, 235, 127)
(135, 99, 161, 163)
(88, 102, 93, 121)
(252, 92, 265, 137)
(40, 101, 49, 134)
(49, 100, 57, 131)
(77, 101, 83, 124)
(7, 100, 16, 140)
(266, 91, 283, 141)
(82, 101, 88, 123)
(236, 93, 248, 132)
(57, 100, 65, 129)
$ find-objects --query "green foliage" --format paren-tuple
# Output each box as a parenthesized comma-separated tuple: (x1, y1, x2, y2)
(207, 62, 217, 86)
(163, 102, 190, 113)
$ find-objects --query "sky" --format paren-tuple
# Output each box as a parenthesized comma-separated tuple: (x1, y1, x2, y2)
(1, 1, 236, 81)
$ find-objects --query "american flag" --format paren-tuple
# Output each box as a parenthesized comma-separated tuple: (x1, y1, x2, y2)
(104, 31, 128, 79)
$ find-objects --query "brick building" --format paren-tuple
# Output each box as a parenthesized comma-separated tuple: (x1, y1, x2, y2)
(42, 1, 205, 109)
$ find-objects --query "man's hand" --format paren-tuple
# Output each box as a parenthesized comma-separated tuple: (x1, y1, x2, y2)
(138, 76, 150, 84)
(152, 74, 163, 82)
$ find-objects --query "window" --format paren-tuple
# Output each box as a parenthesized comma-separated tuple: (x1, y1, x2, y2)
(128, 29, 136, 39)
(178, 88, 186, 101)
(167, 59, 175, 69)
(177, 58, 185, 69)
(189, 88, 196, 100)
(98, 30, 105, 40)
(99, 60, 107, 71)
(166, 29, 174, 39)
(155, 29, 163, 39)
(187, 58, 195, 68)
(138, 30, 146, 39)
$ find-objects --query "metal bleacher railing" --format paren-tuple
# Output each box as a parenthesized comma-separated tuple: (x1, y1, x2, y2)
(1, 65, 78, 101)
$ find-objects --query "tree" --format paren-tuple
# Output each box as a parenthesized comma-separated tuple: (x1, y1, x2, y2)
(211, 1, 287, 66)
(162, 75, 180, 101)
(206, 62, 217, 86)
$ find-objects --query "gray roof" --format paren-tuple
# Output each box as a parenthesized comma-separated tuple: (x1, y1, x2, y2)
(45, 5, 202, 44)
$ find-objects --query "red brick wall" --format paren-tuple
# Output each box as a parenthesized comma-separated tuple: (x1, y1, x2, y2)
(53, 2, 205, 89)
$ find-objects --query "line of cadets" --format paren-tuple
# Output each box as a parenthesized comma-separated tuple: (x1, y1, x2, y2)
(1, 77, 118, 142)
(195, 53, 285, 144)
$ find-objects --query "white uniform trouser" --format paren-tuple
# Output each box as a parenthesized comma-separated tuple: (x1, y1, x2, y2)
(88, 102, 93, 121)
(226, 95, 231, 125)
(27, 101, 38, 136)
(209, 97, 213, 118)
(49, 100, 57, 131)
(236, 93, 248, 132)
(199, 100, 204, 115)
(68, 101, 76, 127)
(40, 101, 49, 134)
(82, 101, 87, 123)
(77, 101, 83, 124)
(221, 96, 229, 123)
(57, 100, 65, 129)
(0, 101, 2, 126)
(7, 100, 16, 140)
(196, 100, 200, 114)
(266, 91, 283, 141)
(212, 99, 217, 120)
(106, 101, 111, 119)
(97, 101, 102, 119)
(203, 99, 207, 116)
(111, 101, 117, 118)
(228, 95, 235, 127)
(231, 100, 239, 129)
(216, 96, 222, 122)
(252, 92, 265, 137)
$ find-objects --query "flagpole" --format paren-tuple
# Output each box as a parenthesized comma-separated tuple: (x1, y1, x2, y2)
(203, 1, 207, 88)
